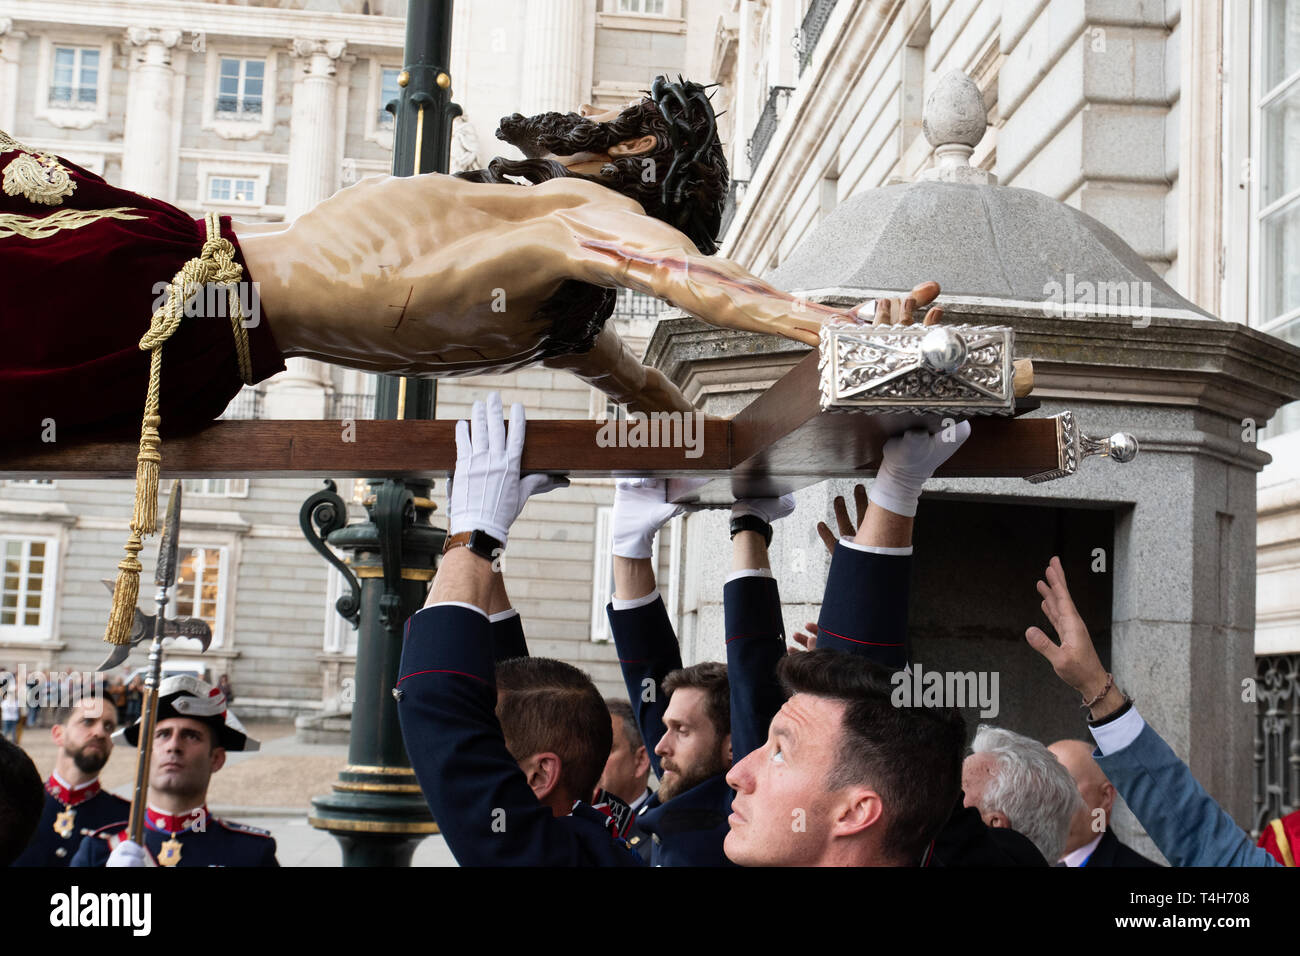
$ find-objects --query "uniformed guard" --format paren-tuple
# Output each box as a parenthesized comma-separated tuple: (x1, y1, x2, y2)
(70, 675, 277, 867)
(12, 692, 130, 866)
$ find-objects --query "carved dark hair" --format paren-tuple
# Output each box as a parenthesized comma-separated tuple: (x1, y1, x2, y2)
(462, 75, 729, 255)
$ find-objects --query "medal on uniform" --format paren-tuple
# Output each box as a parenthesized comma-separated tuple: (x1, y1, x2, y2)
(53, 807, 75, 838)
(158, 837, 183, 867)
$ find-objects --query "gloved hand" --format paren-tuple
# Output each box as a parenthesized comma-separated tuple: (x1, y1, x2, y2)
(868, 420, 971, 518)
(731, 494, 796, 525)
(448, 392, 564, 546)
(612, 478, 707, 559)
(106, 838, 148, 867)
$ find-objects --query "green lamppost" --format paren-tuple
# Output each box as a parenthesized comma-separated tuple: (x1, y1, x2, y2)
(302, 0, 459, 866)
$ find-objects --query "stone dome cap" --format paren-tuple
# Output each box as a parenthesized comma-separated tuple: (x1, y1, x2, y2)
(764, 181, 1215, 322)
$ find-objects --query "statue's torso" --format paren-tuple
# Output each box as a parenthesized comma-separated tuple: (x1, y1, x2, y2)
(240, 173, 623, 375)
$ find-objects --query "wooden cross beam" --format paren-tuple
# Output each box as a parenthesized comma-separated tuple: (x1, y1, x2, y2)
(0, 334, 1077, 493)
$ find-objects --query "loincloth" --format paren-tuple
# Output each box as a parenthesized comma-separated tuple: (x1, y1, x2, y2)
(0, 133, 285, 443)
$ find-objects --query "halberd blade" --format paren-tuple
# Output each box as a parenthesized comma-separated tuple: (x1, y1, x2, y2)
(155, 480, 183, 588)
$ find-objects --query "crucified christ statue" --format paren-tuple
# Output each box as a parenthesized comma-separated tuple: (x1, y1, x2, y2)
(0, 76, 938, 441)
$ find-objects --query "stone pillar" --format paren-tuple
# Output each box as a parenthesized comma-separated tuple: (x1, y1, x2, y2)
(1178, 0, 1224, 314)
(270, 37, 348, 419)
(0, 20, 27, 134)
(121, 28, 182, 198)
(285, 38, 347, 220)
(519, 0, 584, 113)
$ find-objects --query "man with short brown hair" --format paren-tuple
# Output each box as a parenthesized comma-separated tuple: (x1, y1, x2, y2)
(11, 692, 129, 867)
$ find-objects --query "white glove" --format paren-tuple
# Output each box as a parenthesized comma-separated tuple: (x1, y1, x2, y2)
(868, 421, 971, 518)
(612, 478, 706, 559)
(731, 494, 796, 525)
(106, 838, 148, 868)
(448, 393, 562, 545)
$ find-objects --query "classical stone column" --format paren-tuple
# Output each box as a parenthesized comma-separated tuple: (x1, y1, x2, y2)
(269, 37, 348, 420)
(519, 0, 585, 113)
(0, 20, 27, 134)
(285, 38, 347, 219)
(121, 28, 182, 197)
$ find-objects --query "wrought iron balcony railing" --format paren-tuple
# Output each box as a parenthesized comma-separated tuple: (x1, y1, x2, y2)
(718, 178, 749, 241)
(795, 0, 839, 75)
(331, 392, 377, 420)
(746, 86, 794, 173)
(218, 385, 264, 420)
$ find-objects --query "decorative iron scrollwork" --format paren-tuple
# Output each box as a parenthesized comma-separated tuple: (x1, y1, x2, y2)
(299, 479, 361, 628)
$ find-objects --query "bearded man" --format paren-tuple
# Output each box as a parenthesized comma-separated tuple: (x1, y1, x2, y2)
(11, 692, 130, 866)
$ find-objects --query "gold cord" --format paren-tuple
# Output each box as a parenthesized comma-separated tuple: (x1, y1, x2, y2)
(104, 213, 253, 645)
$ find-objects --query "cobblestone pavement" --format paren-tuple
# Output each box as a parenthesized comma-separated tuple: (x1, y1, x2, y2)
(17, 719, 456, 867)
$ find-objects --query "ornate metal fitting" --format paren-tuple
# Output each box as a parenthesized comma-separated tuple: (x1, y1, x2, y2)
(1026, 411, 1140, 483)
(818, 323, 1016, 415)
(300, 479, 361, 628)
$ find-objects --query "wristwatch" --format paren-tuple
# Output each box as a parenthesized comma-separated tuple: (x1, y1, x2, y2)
(442, 529, 504, 563)
(729, 514, 773, 547)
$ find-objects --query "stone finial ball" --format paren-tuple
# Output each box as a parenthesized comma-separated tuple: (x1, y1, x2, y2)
(922, 70, 988, 148)
(919, 326, 968, 375)
(1108, 433, 1139, 463)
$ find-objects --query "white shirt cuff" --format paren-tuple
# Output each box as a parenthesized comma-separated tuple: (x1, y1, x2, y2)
(1089, 706, 1146, 756)
(420, 600, 489, 619)
(838, 537, 914, 557)
(725, 568, 774, 583)
(610, 589, 661, 612)
(488, 608, 519, 623)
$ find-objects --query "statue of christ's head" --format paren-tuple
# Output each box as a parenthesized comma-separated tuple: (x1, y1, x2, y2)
(460, 75, 729, 256)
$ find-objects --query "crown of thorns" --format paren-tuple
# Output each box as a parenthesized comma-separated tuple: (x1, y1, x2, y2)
(650, 75, 724, 251)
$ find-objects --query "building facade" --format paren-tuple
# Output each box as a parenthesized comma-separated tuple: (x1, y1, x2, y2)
(0, 0, 725, 714)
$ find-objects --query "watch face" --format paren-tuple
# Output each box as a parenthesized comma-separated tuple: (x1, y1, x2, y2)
(467, 530, 503, 560)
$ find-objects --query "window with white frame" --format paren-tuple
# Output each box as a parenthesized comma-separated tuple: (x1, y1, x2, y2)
(379, 67, 401, 128)
(182, 478, 249, 497)
(50, 46, 99, 108)
(1, 537, 56, 637)
(216, 57, 264, 118)
(173, 547, 225, 642)
(207, 176, 258, 204)
(1258, 0, 1300, 434)
(619, 0, 666, 12)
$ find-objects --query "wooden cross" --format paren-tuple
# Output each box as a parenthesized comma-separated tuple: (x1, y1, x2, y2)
(0, 326, 1132, 491)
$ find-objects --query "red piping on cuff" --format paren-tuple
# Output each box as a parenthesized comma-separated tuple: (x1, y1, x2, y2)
(397, 668, 491, 686)
(816, 625, 903, 647)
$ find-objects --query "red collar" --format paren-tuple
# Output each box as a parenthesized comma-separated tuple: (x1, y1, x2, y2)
(45, 774, 101, 808)
(145, 805, 209, 834)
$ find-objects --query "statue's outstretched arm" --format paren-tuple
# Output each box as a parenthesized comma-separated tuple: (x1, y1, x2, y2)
(555, 202, 860, 347)
(543, 323, 694, 414)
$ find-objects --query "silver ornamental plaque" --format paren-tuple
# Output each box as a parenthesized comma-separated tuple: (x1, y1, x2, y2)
(818, 323, 1016, 416)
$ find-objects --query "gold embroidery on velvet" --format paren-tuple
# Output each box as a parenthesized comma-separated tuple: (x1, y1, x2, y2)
(2, 151, 77, 205)
(0, 206, 144, 240)
(0, 129, 35, 154)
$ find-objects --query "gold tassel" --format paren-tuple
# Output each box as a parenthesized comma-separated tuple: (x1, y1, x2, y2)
(104, 534, 144, 646)
(103, 213, 248, 648)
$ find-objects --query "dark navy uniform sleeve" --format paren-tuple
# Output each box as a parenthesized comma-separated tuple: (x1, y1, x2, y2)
(490, 610, 528, 662)
(397, 604, 639, 866)
(724, 573, 787, 761)
(70, 824, 121, 867)
(606, 594, 680, 780)
(816, 542, 911, 671)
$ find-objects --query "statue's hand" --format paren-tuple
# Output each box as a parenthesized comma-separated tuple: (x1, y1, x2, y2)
(831, 280, 944, 328)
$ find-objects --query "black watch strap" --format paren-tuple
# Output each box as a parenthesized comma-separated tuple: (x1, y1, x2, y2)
(729, 514, 773, 547)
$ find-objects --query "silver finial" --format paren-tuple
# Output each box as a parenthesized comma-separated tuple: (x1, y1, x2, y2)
(919, 326, 969, 375)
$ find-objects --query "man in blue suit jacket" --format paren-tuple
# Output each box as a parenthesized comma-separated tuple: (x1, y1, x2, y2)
(605, 477, 795, 866)
(397, 393, 642, 867)
(1024, 556, 1280, 868)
